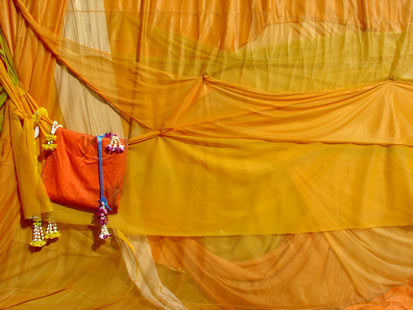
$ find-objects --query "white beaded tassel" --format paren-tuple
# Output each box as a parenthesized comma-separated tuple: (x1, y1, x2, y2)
(45, 221, 61, 240)
(99, 224, 111, 240)
(30, 216, 46, 247)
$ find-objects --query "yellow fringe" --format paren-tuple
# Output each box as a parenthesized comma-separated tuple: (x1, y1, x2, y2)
(45, 231, 61, 240)
(29, 240, 46, 247)
(42, 143, 57, 151)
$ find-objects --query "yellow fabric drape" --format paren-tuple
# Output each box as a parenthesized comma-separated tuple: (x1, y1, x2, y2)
(0, 55, 53, 219)
(0, 101, 20, 260)
(0, 224, 161, 310)
(7, 0, 413, 234)
(8, 103, 52, 218)
(0, 0, 67, 220)
(0, 16, 187, 310)
(1, 1, 413, 309)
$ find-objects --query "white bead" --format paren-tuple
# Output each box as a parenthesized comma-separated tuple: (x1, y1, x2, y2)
(34, 126, 40, 139)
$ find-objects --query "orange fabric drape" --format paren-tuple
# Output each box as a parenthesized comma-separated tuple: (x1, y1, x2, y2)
(149, 226, 413, 309)
(344, 281, 413, 310)
(8, 3, 413, 146)
(105, 0, 413, 52)
(42, 128, 128, 212)
(8, 0, 413, 146)
(2, 1, 413, 309)
(3, 0, 68, 123)
(5, 0, 413, 235)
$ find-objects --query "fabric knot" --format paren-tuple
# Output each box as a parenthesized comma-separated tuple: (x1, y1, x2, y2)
(159, 128, 173, 137)
(202, 73, 209, 82)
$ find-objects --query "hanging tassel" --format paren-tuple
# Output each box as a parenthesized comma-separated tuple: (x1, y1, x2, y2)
(105, 132, 124, 153)
(31, 110, 61, 246)
(96, 134, 113, 240)
(99, 225, 111, 240)
(42, 121, 62, 151)
(97, 202, 111, 240)
(29, 216, 46, 247)
(32, 108, 48, 140)
(45, 221, 61, 240)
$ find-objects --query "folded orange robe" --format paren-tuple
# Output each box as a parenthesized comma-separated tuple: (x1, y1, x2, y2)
(42, 128, 128, 212)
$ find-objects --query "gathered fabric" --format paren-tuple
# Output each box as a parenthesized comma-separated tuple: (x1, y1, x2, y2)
(1, 1, 413, 309)
(42, 128, 128, 212)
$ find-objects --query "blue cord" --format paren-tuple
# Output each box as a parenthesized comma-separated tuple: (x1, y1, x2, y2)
(97, 135, 113, 212)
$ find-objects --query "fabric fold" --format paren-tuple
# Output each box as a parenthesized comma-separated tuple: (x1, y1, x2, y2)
(115, 230, 187, 310)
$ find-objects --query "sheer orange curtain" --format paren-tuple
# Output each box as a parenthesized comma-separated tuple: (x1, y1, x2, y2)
(6, 0, 413, 235)
(1, 1, 413, 309)
(4, 0, 67, 123)
(149, 226, 413, 309)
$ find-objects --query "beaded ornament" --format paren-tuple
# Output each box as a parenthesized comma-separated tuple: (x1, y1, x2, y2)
(30, 112, 62, 248)
(95, 132, 122, 240)
(104, 132, 125, 153)
(45, 221, 61, 240)
(97, 202, 111, 239)
(30, 216, 46, 247)
(32, 107, 48, 139)
(94, 132, 125, 240)
(42, 121, 62, 151)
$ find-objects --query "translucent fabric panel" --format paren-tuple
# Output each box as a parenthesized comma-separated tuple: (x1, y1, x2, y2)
(148, 226, 413, 309)
(1, 1, 413, 309)
(344, 281, 413, 310)
(0, 225, 161, 310)
(104, 2, 413, 92)
(7, 1, 413, 233)
(0, 59, 53, 219)
(0, 58, 183, 309)
(1, 0, 67, 124)
(1, 224, 412, 310)
(114, 231, 188, 310)
(54, 138, 413, 235)
(55, 0, 124, 137)
(0, 102, 20, 259)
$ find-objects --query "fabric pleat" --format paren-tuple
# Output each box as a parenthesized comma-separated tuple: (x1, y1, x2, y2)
(1, 1, 413, 309)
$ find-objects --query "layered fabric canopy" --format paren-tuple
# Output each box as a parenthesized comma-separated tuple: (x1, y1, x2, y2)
(1, 0, 413, 309)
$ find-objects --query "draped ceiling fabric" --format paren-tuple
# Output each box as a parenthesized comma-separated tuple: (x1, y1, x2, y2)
(1, 0, 413, 309)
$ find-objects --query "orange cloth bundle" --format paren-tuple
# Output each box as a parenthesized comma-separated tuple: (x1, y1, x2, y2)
(42, 128, 128, 212)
